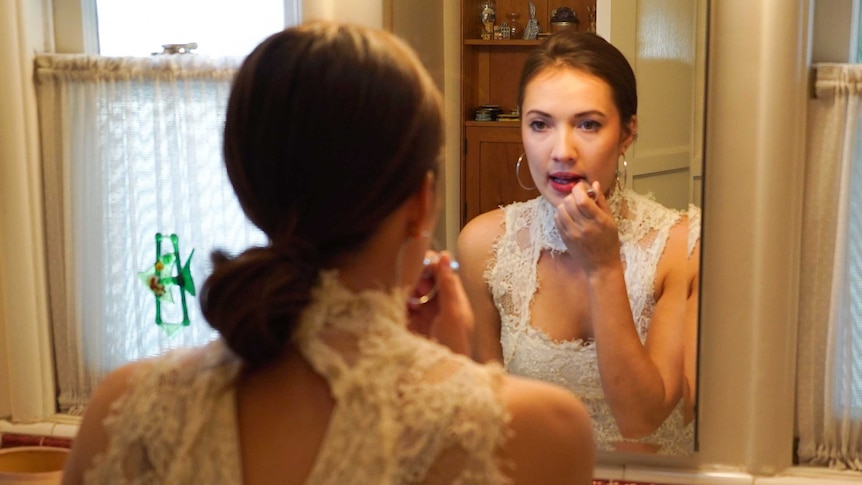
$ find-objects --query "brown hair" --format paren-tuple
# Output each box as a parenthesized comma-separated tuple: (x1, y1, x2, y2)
(518, 30, 637, 128)
(201, 21, 443, 368)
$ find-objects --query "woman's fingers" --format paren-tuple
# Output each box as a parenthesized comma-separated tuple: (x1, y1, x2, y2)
(406, 251, 474, 355)
(431, 251, 474, 354)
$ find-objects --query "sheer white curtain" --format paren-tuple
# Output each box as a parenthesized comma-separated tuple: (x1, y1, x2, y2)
(797, 63, 862, 470)
(35, 54, 266, 414)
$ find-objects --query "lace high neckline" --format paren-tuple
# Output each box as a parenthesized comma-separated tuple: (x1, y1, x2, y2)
(536, 187, 632, 253)
(293, 270, 408, 344)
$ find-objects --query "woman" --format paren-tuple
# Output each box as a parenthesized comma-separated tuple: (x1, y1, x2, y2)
(459, 30, 694, 455)
(61, 21, 595, 484)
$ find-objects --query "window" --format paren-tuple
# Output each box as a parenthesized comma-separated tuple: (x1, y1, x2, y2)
(796, 1, 862, 467)
(35, 1, 301, 414)
(95, 0, 286, 56)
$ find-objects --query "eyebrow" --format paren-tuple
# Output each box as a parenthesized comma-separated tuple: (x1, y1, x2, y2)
(524, 108, 608, 119)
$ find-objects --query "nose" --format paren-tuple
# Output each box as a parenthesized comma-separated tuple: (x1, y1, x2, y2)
(550, 127, 577, 163)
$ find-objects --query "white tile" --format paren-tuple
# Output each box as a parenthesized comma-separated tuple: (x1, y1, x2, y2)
(0, 421, 55, 437)
(51, 423, 79, 438)
(623, 467, 754, 485)
(594, 464, 625, 480)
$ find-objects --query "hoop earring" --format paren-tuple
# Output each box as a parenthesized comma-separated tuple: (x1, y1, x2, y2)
(617, 154, 628, 191)
(515, 153, 536, 191)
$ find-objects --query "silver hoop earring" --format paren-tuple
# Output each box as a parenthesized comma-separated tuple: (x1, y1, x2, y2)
(516, 153, 536, 191)
(617, 154, 628, 191)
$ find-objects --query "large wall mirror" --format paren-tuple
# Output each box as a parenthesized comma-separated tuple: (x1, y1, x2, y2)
(394, 0, 707, 457)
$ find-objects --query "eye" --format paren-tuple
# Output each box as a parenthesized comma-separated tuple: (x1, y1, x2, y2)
(578, 120, 602, 131)
(528, 119, 548, 131)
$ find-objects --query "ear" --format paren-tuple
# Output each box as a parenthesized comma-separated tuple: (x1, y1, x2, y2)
(621, 115, 638, 153)
(404, 171, 437, 236)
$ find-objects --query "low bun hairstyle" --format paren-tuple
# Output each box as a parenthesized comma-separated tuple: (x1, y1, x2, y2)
(201, 21, 444, 368)
(518, 30, 637, 128)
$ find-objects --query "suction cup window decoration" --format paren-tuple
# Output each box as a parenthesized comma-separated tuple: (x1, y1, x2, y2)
(138, 233, 196, 337)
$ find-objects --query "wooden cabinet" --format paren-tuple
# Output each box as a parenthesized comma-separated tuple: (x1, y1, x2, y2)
(463, 124, 533, 222)
(459, 0, 596, 226)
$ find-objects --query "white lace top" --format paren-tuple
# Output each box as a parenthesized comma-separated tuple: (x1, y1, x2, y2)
(85, 271, 511, 484)
(487, 190, 693, 455)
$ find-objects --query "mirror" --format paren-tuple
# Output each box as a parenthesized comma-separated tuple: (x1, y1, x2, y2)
(389, 0, 706, 456)
(606, 0, 706, 455)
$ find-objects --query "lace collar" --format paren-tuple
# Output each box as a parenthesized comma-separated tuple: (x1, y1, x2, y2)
(535, 187, 632, 253)
(293, 270, 408, 345)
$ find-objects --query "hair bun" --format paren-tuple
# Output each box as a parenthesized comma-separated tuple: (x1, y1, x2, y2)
(200, 245, 319, 368)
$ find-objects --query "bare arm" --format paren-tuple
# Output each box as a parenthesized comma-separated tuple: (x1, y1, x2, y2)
(556, 185, 686, 438)
(683, 235, 701, 424)
(457, 210, 505, 363)
(62, 362, 144, 485)
(592, 221, 687, 437)
(499, 375, 595, 485)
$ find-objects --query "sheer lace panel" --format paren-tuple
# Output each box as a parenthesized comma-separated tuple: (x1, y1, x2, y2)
(488, 191, 693, 455)
(84, 341, 243, 484)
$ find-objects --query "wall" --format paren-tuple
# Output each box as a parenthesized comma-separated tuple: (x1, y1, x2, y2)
(301, 0, 383, 28)
(0, 0, 57, 423)
(812, 0, 858, 63)
(387, 0, 456, 249)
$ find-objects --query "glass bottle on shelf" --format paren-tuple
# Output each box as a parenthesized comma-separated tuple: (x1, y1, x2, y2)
(479, 0, 497, 40)
(507, 12, 522, 40)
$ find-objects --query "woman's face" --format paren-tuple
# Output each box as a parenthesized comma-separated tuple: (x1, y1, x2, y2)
(521, 67, 635, 207)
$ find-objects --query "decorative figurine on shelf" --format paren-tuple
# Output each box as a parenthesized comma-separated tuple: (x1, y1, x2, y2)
(588, 5, 597, 33)
(480, 0, 497, 40)
(523, 2, 540, 40)
(501, 21, 511, 40)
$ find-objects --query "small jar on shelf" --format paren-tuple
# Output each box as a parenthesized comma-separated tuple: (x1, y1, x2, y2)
(506, 12, 522, 40)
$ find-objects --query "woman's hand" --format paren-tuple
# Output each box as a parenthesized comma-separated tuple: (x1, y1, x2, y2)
(407, 251, 474, 356)
(553, 180, 621, 272)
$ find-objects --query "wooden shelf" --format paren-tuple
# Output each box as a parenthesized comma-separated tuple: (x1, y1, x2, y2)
(464, 39, 543, 46)
(465, 120, 521, 127)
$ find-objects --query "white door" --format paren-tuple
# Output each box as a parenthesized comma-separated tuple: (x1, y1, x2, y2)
(598, 0, 706, 210)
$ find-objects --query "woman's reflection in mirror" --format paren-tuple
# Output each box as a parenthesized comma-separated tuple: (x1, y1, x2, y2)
(459, 30, 698, 455)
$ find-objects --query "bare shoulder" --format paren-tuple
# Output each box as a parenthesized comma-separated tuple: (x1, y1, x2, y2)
(656, 213, 690, 286)
(456, 208, 505, 264)
(667, 213, 690, 256)
(62, 359, 154, 485)
(457, 209, 506, 362)
(498, 375, 595, 485)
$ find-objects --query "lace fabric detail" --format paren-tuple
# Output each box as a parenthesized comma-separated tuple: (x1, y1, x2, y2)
(488, 190, 693, 455)
(294, 271, 511, 484)
(687, 204, 702, 257)
(84, 341, 243, 484)
(85, 271, 510, 484)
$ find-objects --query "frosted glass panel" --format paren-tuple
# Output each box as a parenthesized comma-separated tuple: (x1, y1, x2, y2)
(638, 0, 695, 62)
